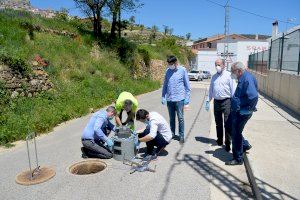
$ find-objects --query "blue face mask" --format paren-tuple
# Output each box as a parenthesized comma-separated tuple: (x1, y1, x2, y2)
(144, 120, 150, 126)
(108, 116, 114, 120)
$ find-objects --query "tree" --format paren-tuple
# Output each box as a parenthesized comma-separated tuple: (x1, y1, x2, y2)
(186, 32, 191, 40)
(129, 15, 135, 31)
(129, 15, 135, 24)
(140, 24, 144, 33)
(149, 25, 158, 44)
(56, 7, 69, 21)
(74, 0, 108, 38)
(169, 28, 173, 36)
(108, 0, 142, 39)
(163, 25, 169, 36)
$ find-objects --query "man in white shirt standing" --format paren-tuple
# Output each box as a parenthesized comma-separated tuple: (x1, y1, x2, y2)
(206, 59, 236, 152)
(136, 109, 172, 159)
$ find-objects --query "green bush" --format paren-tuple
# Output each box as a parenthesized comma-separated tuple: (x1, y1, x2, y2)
(0, 54, 31, 76)
(138, 46, 151, 67)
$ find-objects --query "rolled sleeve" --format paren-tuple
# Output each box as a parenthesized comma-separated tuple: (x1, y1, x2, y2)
(148, 121, 158, 139)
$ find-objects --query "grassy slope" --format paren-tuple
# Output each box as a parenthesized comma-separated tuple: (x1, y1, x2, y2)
(0, 10, 161, 146)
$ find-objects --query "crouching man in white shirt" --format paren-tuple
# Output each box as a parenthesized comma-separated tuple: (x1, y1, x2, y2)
(136, 109, 172, 159)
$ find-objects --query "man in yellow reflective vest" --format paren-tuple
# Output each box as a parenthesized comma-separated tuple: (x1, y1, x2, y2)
(115, 91, 138, 130)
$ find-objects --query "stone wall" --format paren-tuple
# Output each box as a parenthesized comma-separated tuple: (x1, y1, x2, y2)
(150, 59, 167, 82)
(134, 59, 190, 83)
(0, 65, 53, 98)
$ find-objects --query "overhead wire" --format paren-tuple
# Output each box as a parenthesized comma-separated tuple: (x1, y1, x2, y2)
(202, 0, 298, 25)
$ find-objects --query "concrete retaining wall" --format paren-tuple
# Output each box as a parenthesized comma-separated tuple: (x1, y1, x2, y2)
(250, 70, 300, 115)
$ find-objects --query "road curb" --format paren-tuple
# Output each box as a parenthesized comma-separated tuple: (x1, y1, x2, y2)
(244, 154, 262, 200)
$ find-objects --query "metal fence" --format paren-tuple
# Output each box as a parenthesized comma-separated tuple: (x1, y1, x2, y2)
(248, 29, 300, 75)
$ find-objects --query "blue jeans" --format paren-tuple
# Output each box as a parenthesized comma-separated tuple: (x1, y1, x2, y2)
(167, 100, 185, 139)
(231, 112, 252, 162)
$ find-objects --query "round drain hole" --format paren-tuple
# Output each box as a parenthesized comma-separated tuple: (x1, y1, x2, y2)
(69, 160, 107, 175)
(16, 167, 56, 186)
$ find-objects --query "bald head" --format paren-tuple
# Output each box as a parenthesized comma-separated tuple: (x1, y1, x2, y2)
(215, 59, 224, 66)
(215, 59, 225, 73)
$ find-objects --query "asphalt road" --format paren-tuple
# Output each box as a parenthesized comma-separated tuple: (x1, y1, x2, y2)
(0, 81, 214, 200)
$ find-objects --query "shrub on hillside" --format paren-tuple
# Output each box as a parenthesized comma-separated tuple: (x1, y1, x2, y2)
(0, 53, 31, 76)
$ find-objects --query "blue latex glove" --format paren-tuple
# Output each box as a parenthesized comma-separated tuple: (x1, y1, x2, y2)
(106, 139, 114, 148)
(161, 97, 166, 105)
(134, 135, 140, 149)
(184, 99, 189, 105)
(132, 131, 137, 136)
(205, 101, 210, 111)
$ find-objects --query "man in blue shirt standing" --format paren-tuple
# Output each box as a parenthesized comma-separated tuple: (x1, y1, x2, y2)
(226, 62, 258, 165)
(162, 55, 191, 144)
(81, 106, 117, 159)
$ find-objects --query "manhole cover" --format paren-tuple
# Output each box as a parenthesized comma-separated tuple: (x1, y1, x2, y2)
(16, 167, 55, 186)
(69, 160, 107, 175)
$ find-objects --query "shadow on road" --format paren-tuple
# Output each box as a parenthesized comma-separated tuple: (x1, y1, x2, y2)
(195, 136, 216, 145)
(159, 90, 207, 200)
(184, 154, 253, 199)
(205, 148, 232, 163)
(256, 177, 299, 200)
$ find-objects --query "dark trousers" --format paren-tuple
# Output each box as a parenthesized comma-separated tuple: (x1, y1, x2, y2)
(81, 125, 113, 159)
(231, 112, 252, 162)
(119, 109, 135, 125)
(138, 126, 169, 155)
(214, 98, 231, 146)
(82, 139, 113, 159)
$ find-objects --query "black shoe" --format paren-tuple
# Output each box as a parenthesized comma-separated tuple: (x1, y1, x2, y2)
(179, 137, 185, 144)
(225, 159, 243, 165)
(82, 153, 88, 159)
(225, 145, 231, 152)
(216, 140, 223, 146)
(244, 144, 252, 152)
(81, 147, 88, 158)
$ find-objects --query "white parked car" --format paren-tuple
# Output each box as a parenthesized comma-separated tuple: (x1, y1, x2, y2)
(202, 71, 212, 79)
(188, 70, 204, 81)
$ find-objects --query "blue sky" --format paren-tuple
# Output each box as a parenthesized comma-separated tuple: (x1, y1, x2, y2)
(30, 0, 300, 39)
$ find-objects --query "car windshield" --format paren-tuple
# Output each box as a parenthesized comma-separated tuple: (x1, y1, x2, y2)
(190, 71, 199, 73)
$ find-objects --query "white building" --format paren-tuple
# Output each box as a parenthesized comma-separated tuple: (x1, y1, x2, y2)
(195, 49, 219, 72)
(196, 39, 269, 73)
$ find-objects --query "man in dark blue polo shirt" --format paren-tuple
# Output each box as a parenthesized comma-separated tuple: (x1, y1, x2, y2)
(226, 62, 258, 165)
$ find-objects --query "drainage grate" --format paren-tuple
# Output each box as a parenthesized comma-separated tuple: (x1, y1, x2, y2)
(69, 160, 107, 175)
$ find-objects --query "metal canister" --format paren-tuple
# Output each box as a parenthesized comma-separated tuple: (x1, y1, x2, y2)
(112, 135, 136, 161)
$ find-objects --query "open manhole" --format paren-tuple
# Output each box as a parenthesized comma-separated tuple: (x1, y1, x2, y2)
(69, 160, 107, 175)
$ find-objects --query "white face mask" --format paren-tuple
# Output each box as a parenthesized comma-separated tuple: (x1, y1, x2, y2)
(216, 65, 222, 73)
(168, 65, 176, 70)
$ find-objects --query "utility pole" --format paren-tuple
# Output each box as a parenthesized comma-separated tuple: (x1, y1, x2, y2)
(224, 0, 230, 70)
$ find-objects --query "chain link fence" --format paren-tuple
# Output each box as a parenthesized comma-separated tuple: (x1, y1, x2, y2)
(248, 29, 300, 75)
